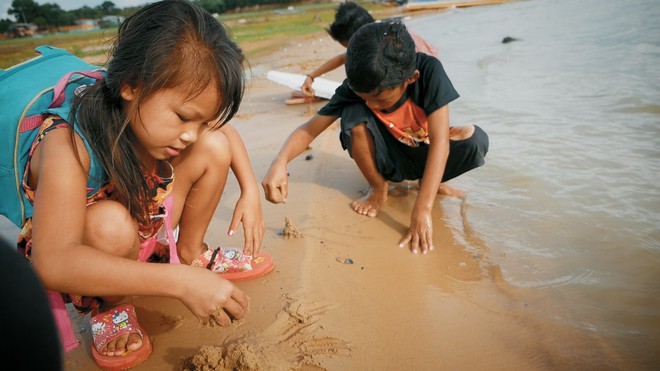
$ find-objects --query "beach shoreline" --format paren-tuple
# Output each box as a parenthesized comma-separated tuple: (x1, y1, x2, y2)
(54, 15, 627, 369)
(3, 0, 657, 367)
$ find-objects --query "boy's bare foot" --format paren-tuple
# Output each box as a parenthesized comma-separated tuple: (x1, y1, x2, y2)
(387, 181, 417, 197)
(351, 186, 388, 217)
(438, 183, 466, 199)
(416, 180, 466, 199)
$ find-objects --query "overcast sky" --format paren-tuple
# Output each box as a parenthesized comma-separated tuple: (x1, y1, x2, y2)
(1, 0, 150, 20)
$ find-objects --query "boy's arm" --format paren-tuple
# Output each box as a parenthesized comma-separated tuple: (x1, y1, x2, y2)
(301, 53, 347, 97)
(220, 124, 264, 255)
(399, 105, 450, 254)
(262, 114, 338, 203)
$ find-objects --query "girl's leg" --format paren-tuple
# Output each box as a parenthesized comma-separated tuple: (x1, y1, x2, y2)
(83, 200, 143, 356)
(169, 129, 232, 264)
(84, 200, 141, 261)
(349, 122, 389, 217)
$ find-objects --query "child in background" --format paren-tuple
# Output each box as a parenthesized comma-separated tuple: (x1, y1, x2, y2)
(15, 0, 263, 368)
(263, 21, 488, 255)
(301, 1, 437, 98)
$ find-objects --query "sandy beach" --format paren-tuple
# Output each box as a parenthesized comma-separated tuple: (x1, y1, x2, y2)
(2, 0, 656, 369)
(0, 2, 635, 368)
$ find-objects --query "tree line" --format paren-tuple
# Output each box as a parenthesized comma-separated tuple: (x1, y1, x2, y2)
(1, 0, 139, 33)
(1, 0, 298, 34)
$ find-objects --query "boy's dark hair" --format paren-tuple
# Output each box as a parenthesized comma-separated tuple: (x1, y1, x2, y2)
(326, 1, 375, 43)
(346, 20, 416, 93)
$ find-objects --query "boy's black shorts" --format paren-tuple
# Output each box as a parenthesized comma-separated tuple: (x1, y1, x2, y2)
(337, 103, 489, 183)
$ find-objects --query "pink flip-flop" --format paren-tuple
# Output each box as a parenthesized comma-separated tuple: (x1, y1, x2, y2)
(90, 304, 152, 370)
(191, 247, 274, 281)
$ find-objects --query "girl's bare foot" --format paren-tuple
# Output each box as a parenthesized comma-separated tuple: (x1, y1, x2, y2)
(178, 242, 208, 265)
(351, 186, 388, 217)
(94, 304, 145, 356)
(102, 333, 144, 356)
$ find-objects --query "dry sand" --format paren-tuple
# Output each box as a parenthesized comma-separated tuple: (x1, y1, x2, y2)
(62, 14, 617, 371)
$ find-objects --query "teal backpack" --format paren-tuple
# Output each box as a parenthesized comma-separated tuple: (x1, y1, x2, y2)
(0, 45, 106, 227)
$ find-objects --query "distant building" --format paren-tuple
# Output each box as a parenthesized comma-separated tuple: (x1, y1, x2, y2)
(75, 19, 97, 28)
(8, 23, 38, 38)
(101, 15, 125, 25)
(55, 19, 98, 33)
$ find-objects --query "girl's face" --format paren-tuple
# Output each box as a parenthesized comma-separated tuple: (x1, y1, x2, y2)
(121, 84, 221, 163)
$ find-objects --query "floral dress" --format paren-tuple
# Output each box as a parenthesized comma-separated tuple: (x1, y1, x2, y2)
(17, 116, 174, 315)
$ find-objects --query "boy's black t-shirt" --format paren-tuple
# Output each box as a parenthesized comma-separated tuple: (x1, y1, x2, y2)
(318, 53, 460, 147)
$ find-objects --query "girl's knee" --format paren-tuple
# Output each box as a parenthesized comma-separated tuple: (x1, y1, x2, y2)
(84, 200, 139, 257)
(191, 129, 232, 169)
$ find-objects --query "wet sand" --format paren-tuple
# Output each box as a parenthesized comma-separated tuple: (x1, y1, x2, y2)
(50, 13, 626, 371)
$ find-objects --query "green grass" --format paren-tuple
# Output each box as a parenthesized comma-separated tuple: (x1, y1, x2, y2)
(225, 8, 335, 45)
(0, 29, 117, 69)
(0, 1, 387, 69)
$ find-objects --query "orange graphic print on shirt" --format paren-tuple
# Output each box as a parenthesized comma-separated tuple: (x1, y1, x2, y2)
(370, 98, 429, 147)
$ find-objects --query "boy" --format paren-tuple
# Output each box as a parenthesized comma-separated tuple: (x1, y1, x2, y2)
(301, 1, 437, 98)
(262, 21, 488, 255)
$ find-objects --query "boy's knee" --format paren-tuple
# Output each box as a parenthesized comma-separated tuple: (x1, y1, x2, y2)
(84, 200, 138, 257)
(454, 125, 488, 153)
(350, 122, 374, 147)
(470, 125, 488, 157)
(449, 125, 475, 141)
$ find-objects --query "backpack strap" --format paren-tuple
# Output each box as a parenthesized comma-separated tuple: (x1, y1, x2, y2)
(20, 115, 46, 133)
(19, 70, 105, 134)
(49, 70, 105, 108)
(163, 195, 180, 264)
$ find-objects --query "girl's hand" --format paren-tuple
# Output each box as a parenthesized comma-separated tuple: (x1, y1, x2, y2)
(228, 189, 264, 255)
(179, 266, 249, 325)
(398, 207, 434, 255)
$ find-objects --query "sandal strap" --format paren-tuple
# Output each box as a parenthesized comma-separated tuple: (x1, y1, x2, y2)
(90, 304, 143, 353)
(206, 247, 221, 270)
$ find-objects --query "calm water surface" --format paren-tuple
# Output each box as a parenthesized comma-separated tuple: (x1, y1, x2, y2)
(407, 0, 659, 367)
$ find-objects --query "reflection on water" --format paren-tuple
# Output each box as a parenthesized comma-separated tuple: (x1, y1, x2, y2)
(407, 0, 660, 367)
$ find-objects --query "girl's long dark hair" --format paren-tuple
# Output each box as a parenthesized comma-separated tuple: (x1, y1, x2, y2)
(71, 0, 245, 227)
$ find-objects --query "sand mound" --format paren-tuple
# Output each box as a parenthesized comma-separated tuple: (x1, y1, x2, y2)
(182, 298, 350, 370)
(281, 217, 302, 239)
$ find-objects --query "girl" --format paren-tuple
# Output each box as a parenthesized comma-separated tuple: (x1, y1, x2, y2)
(18, 0, 262, 368)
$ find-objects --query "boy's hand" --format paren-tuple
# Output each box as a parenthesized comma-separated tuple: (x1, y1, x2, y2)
(262, 161, 289, 204)
(399, 208, 434, 255)
(301, 76, 315, 97)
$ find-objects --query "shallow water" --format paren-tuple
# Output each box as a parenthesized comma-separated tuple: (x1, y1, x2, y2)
(407, 0, 660, 367)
